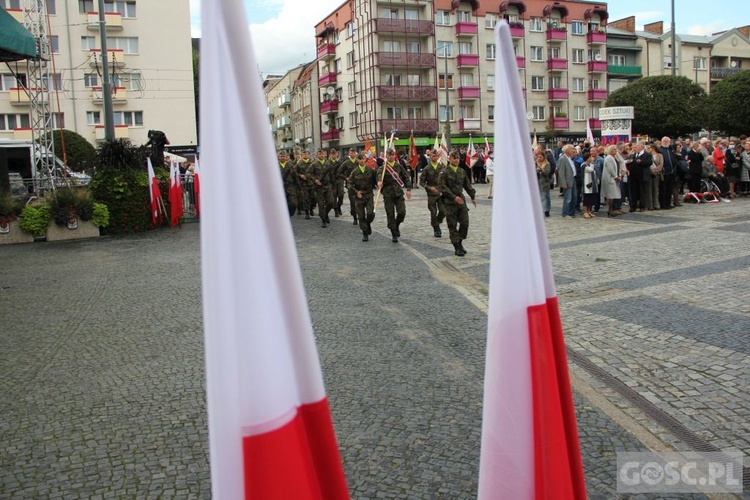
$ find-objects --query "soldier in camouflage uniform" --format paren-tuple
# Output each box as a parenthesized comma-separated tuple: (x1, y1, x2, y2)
(310, 149, 334, 228)
(419, 149, 446, 237)
(337, 148, 360, 225)
(347, 153, 378, 241)
(328, 148, 345, 218)
(295, 150, 315, 219)
(439, 150, 477, 256)
(376, 149, 412, 243)
(278, 149, 299, 217)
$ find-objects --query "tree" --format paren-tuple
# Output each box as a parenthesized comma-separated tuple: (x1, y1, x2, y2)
(605, 76, 708, 138)
(45, 129, 96, 173)
(706, 70, 750, 137)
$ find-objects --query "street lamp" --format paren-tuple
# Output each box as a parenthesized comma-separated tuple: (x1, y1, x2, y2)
(438, 42, 452, 152)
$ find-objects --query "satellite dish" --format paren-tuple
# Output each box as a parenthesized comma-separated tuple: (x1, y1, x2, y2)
(594, 53, 602, 61)
(322, 123, 330, 133)
(526, 112, 534, 120)
(326, 86, 335, 96)
(731, 61, 738, 68)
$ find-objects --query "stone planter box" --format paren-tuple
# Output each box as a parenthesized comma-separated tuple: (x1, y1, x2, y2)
(0, 220, 34, 244)
(46, 219, 100, 242)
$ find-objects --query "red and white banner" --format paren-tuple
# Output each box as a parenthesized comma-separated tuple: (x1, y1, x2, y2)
(200, 2, 349, 499)
(478, 21, 586, 500)
(466, 136, 478, 168)
(168, 159, 183, 227)
(193, 158, 201, 218)
(483, 136, 491, 161)
(409, 133, 418, 170)
(439, 132, 449, 165)
(147, 158, 162, 225)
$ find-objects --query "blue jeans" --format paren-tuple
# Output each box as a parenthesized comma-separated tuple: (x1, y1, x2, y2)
(562, 185, 576, 216)
(540, 189, 551, 213)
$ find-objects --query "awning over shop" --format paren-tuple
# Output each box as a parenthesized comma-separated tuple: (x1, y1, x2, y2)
(0, 8, 38, 62)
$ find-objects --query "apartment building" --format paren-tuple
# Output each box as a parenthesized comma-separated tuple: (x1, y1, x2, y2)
(310, 0, 609, 152)
(0, 0, 197, 150)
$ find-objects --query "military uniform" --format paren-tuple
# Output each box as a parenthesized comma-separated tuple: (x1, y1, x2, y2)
(376, 160, 412, 242)
(295, 158, 316, 218)
(279, 159, 299, 217)
(439, 164, 476, 256)
(347, 164, 377, 241)
(310, 158, 334, 227)
(419, 161, 446, 236)
(337, 156, 360, 224)
(329, 154, 346, 217)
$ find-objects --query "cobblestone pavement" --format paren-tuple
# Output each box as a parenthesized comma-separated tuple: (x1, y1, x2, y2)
(1, 185, 748, 498)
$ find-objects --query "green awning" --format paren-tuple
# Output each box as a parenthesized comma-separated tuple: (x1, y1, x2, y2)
(0, 7, 38, 62)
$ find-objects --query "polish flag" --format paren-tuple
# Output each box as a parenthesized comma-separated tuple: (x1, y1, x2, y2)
(439, 132, 449, 165)
(478, 21, 586, 500)
(483, 136, 491, 161)
(193, 158, 201, 218)
(408, 133, 419, 169)
(168, 159, 184, 228)
(586, 118, 595, 145)
(147, 158, 162, 225)
(466, 135, 478, 168)
(200, 2, 349, 499)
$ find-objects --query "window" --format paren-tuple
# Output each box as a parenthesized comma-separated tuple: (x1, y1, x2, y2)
(349, 111, 357, 128)
(83, 73, 98, 87)
(380, 7, 398, 19)
(574, 106, 586, 120)
(486, 43, 496, 60)
(456, 11, 471, 22)
(529, 17, 543, 31)
(548, 47, 560, 59)
(589, 22, 600, 32)
(336, 117, 344, 130)
(549, 76, 562, 89)
(552, 105, 563, 117)
(346, 22, 354, 38)
(459, 73, 474, 86)
(438, 73, 453, 89)
(405, 41, 420, 54)
(332, 31, 339, 45)
(81, 36, 96, 50)
(406, 73, 420, 86)
(439, 105, 454, 121)
(436, 10, 451, 26)
(437, 41, 452, 57)
(78, 0, 94, 13)
(548, 18, 562, 29)
(404, 10, 418, 20)
(488, 105, 494, 120)
(608, 54, 624, 66)
(572, 49, 585, 64)
(112, 73, 142, 90)
(386, 107, 403, 119)
(485, 13, 497, 29)
(104, 0, 136, 18)
(529, 46, 543, 62)
(383, 40, 401, 53)
(346, 51, 355, 67)
(532, 106, 545, 120)
(572, 78, 585, 92)
(694, 57, 707, 70)
(459, 105, 476, 119)
(590, 106, 600, 119)
(113, 110, 143, 126)
(0, 113, 30, 130)
(1, 74, 26, 90)
(51, 112, 65, 129)
(571, 21, 583, 35)
(1, 0, 21, 9)
(487, 74, 495, 90)
(334, 58, 341, 73)
(50, 35, 59, 54)
(457, 42, 473, 55)
(407, 107, 422, 119)
(384, 73, 401, 86)
(335, 88, 343, 101)
(531, 75, 544, 90)
(42, 73, 62, 91)
(86, 111, 101, 125)
(588, 49, 601, 62)
(347, 81, 356, 98)
(106, 36, 139, 54)
(589, 78, 600, 90)
(46, 0, 56, 15)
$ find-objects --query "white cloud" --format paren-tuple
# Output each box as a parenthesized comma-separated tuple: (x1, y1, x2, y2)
(633, 10, 664, 23)
(685, 22, 732, 36)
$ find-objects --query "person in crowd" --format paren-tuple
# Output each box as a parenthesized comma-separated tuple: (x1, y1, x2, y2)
(310, 149, 334, 228)
(295, 149, 315, 219)
(439, 151, 477, 256)
(558, 145, 577, 219)
(647, 142, 663, 210)
(337, 148, 360, 225)
(485, 153, 495, 199)
(347, 153, 378, 241)
(626, 141, 653, 212)
(376, 149, 412, 243)
(581, 153, 598, 219)
(278, 149, 299, 217)
(535, 150, 551, 217)
(573, 146, 584, 214)
(687, 142, 705, 193)
(419, 149, 446, 237)
(702, 155, 729, 195)
(658, 137, 678, 209)
(328, 149, 345, 217)
(590, 146, 604, 213)
(601, 145, 622, 217)
(724, 141, 741, 198)
(741, 141, 750, 195)
(712, 139, 726, 177)
(615, 142, 630, 211)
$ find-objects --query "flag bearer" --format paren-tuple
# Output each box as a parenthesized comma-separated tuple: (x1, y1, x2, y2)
(439, 150, 477, 256)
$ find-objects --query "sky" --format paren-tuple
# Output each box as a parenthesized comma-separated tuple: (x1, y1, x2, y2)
(188, 0, 747, 76)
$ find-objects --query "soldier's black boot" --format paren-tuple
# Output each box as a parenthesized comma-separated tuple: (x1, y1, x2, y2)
(352, 213, 358, 225)
(433, 226, 442, 238)
(305, 211, 311, 220)
(391, 229, 398, 243)
(362, 231, 369, 242)
(459, 241, 467, 254)
(394, 223, 401, 238)
(453, 242, 466, 257)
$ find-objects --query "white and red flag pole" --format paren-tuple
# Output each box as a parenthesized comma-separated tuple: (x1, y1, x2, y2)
(168, 159, 183, 227)
(199, 2, 349, 499)
(478, 21, 586, 500)
(193, 157, 201, 218)
(466, 135, 478, 168)
(147, 158, 162, 225)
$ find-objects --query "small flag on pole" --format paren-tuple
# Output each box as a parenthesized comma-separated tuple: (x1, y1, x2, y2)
(586, 118, 595, 145)
(147, 158, 162, 225)
(478, 21, 586, 500)
(483, 136, 491, 161)
(439, 132, 449, 165)
(466, 135, 478, 168)
(200, 2, 350, 498)
(168, 159, 183, 228)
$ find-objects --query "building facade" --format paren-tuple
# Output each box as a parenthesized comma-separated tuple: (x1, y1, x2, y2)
(0, 1, 197, 150)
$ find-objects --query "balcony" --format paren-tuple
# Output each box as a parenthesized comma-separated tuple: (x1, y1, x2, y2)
(588, 89, 608, 101)
(278, 93, 291, 107)
(320, 99, 339, 113)
(377, 52, 435, 68)
(455, 21, 478, 36)
(509, 23, 525, 38)
(458, 86, 480, 99)
(321, 129, 340, 142)
(276, 116, 291, 129)
(711, 67, 743, 79)
(12, 128, 32, 140)
(551, 117, 569, 129)
(7, 88, 30, 105)
(546, 28, 567, 42)
(87, 11, 123, 30)
(548, 88, 569, 100)
(516, 56, 526, 69)
(318, 72, 337, 86)
(459, 118, 481, 131)
(317, 43, 336, 60)
(95, 124, 130, 141)
(589, 118, 601, 129)
(456, 54, 479, 67)
(608, 65, 642, 77)
(376, 18, 433, 35)
(588, 60, 607, 72)
(89, 49, 126, 67)
(91, 86, 128, 104)
(380, 119, 439, 134)
(547, 58, 568, 70)
(376, 85, 437, 101)
(586, 31, 606, 44)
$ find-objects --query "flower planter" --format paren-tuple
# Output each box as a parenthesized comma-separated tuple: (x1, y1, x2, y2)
(0, 220, 34, 244)
(46, 219, 100, 242)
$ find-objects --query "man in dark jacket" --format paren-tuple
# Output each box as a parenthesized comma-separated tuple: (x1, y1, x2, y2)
(658, 136, 679, 209)
(376, 149, 412, 243)
(626, 141, 653, 211)
(310, 150, 334, 227)
(419, 149, 446, 237)
(439, 151, 476, 256)
(347, 153, 378, 241)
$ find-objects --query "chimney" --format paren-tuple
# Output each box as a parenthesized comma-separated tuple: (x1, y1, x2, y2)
(738, 25, 750, 38)
(644, 21, 664, 35)
(609, 16, 635, 33)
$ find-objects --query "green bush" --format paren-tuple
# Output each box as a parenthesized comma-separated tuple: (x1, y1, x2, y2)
(92, 202, 110, 228)
(45, 129, 96, 173)
(49, 187, 97, 225)
(95, 138, 148, 172)
(0, 192, 23, 223)
(90, 168, 163, 234)
(18, 204, 51, 237)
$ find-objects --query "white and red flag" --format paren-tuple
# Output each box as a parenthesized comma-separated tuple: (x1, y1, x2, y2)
(200, 2, 349, 499)
(466, 135, 478, 168)
(483, 136, 491, 161)
(439, 132, 449, 165)
(408, 133, 419, 170)
(168, 159, 183, 227)
(586, 118, 595, 145)
(147, 158, 162, 225)
(193, 158, 201, 218)
(478, 21, 586, 500)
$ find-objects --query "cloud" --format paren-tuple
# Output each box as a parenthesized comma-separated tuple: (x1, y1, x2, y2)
(685, 22, 732, 36)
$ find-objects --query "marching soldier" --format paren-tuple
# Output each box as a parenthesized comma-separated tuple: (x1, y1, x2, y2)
(277, 149, 298, 217)
(310, 149, 334, 228)
(439, 151, 477, 256)
(419, 149, 446, 237)
(295, 150, 316, 219)
(376, 149, 412, 243)
(347, 153, 378, 241)
(337, 148, 360, 225)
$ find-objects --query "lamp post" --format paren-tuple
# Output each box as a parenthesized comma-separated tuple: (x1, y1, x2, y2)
(670, 0, 676, 76)
(438, 43, 452, 152)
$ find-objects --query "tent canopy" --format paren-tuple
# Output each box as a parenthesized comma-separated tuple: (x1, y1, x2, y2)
(0, 8, 38, 62)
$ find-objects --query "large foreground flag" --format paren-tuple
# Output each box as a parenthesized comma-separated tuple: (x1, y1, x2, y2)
(168, 159, 184, 227)
(478, 21, 586, 500)
(193, 158, 201, 218)
(200, 2, 349, 499)
(147, 158, 162, 225)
